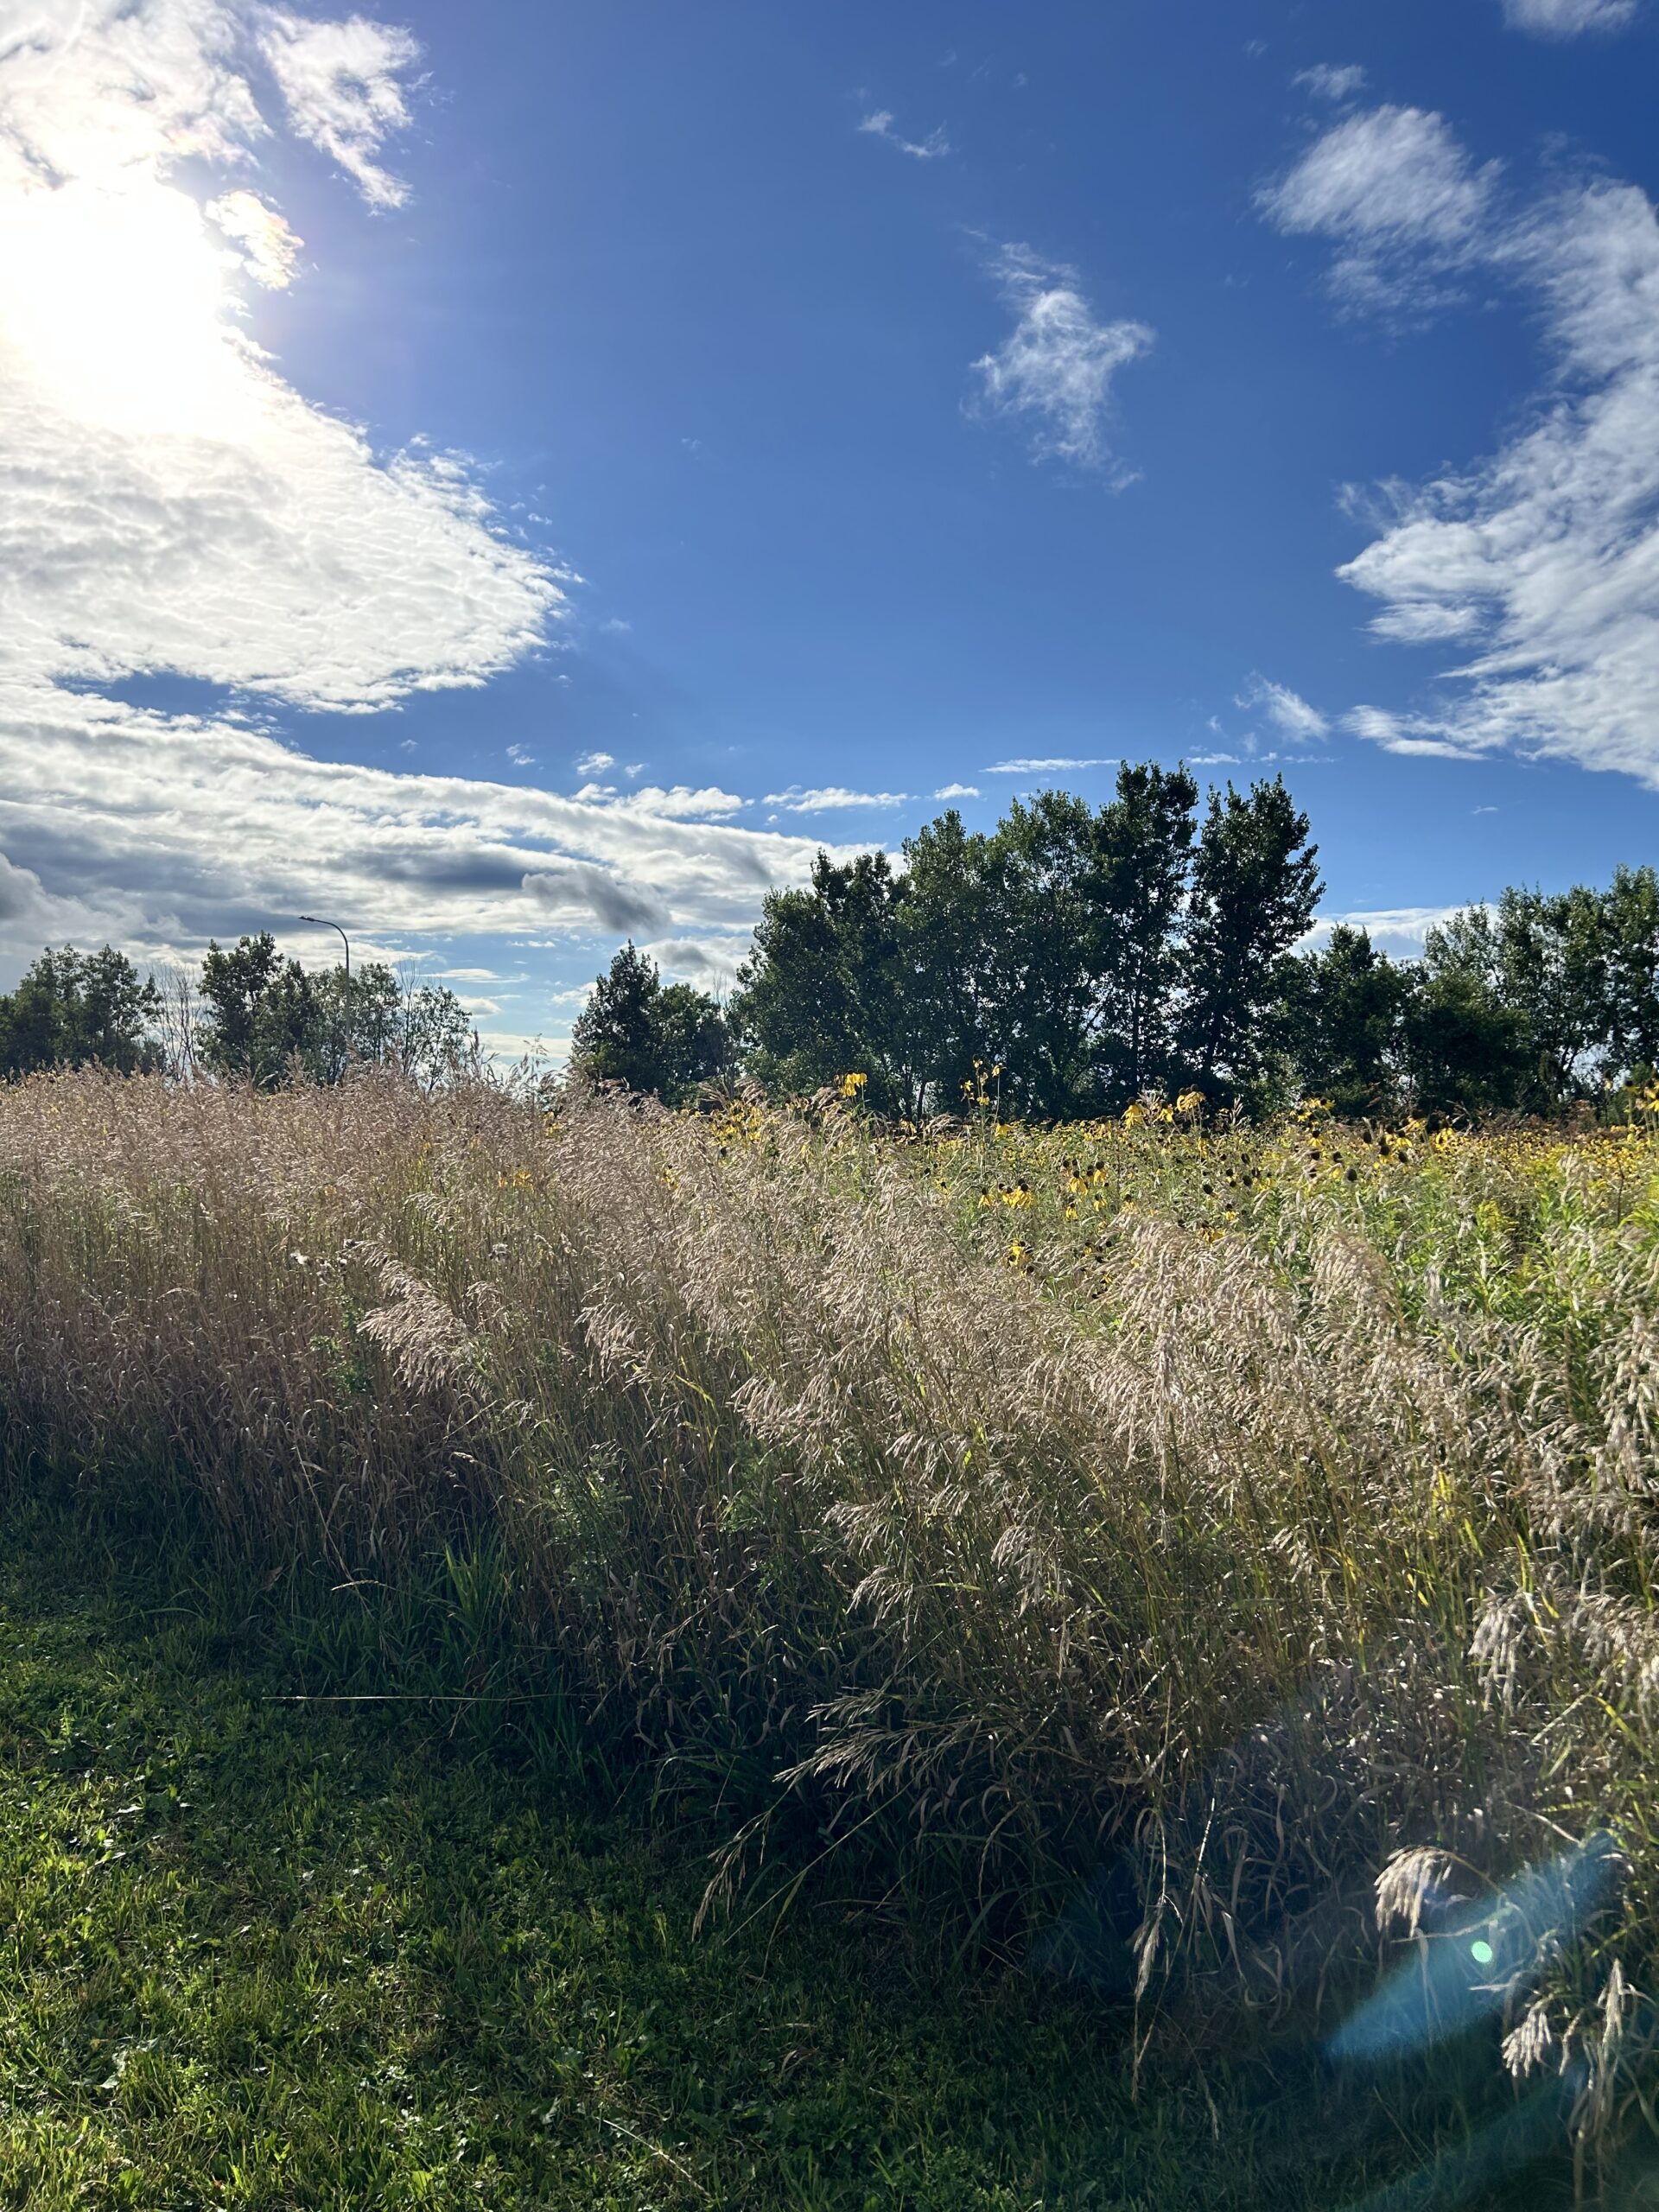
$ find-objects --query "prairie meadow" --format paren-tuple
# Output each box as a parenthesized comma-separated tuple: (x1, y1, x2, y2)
(0, 1067, 1655, 2197)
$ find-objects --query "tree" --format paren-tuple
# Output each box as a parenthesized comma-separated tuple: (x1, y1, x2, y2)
(313, 963, 474, 1085)
(0, 945, 162, 1076)
(1094, 762, 1198, 1101)
(570, 943, 729, 1107)
(1490, 885, 1608, 1109)
(199, 934, 322, 1087)
(731, 853, 922, 1114)
(1178, 778, 1322, 1105)
(1603, 864, 1659, 1084)
(981, 791, 1117, 1119)
(1288, 925, 1410, 1116)
(899, 810, 1001, 1108)
(1404, 907, 1529, 1116)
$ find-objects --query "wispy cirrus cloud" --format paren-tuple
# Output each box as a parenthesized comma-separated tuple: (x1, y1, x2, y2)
(856, 108, 949, 161)
(1503, 0, 1638, 34)
(1236, 675, 1329, 741)
(763, 785, 911, 811)
(1264, 83, 1659, 791)
(1258, 105, 1502, 315)
(1336, 181, 1659, 785)
(257, 9, 423, 210)
(971, 245, 1153, 478)
(1294, 63, 1368, 102)
(982, 756, 1114, 774)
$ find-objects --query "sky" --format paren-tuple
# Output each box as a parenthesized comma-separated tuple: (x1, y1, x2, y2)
(4, 0, 1659, 1058)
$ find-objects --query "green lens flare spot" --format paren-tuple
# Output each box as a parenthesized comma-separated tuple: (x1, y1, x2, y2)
(1470, 1939, 1495, 1967)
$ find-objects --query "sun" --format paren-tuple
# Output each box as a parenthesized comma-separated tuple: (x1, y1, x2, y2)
(0, 175, 264, 442)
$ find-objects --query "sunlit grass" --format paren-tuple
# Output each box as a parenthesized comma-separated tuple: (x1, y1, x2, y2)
(0, 1068, 1655, 2187)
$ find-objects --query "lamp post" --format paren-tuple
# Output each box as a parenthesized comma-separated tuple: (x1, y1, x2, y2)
(297, 914, 352, 1070)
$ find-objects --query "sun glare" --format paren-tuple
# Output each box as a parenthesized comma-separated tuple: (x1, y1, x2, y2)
(0, 177, 261, 440)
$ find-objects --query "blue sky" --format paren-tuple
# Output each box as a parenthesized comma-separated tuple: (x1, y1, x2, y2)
(3, 0, 1659, 1055)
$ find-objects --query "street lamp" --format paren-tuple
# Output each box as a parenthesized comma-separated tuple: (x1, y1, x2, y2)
(297, 914, 352, 1068)
(297, 914, 351, 985)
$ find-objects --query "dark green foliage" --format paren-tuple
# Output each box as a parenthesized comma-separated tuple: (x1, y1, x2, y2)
(733, 854, 918, 1112)
(732, 770, 1209, 1120)
(1177, 778, 1322, 1107)
(199, 932, 318, 1086)
(588, 779, 1659, 1127)
(1289, 925, 1413, 1116)
(1095, 762, 1200, 1100)
(199, 936, 474, 1089)
(1405, 909, 1532, 1116)
(0, 944, 162, 1077)
(569, 942, 729, 1107)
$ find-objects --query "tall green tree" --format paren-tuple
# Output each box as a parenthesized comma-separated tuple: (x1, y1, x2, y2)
(1404, 907, 1529, 1116)
(731, 852, 921, 1114)
(0, 945, 161, 1076)
(314, 963, 474, 1085)
(1288, 925, 1410, 1116)
(199, 935, 322, 1088)
(1491, 885, 1609, 1109)
(1603, 864, 1659, 1082)
(1178, 777, 1322, 1105)
(1095, 761, 1198, 1101)
(899, 810, 1001, 1107)
(570, 943, 729, 1107)
(983, 791, 1118, 1119)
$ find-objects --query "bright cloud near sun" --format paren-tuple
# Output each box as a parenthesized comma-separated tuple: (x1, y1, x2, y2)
(0, 0, 840, 976)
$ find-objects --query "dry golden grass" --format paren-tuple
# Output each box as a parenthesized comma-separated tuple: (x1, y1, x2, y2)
(0, 1067, 1655, 2182)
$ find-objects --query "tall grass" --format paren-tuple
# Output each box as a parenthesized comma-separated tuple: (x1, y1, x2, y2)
(0, 1068, 1654, 2182)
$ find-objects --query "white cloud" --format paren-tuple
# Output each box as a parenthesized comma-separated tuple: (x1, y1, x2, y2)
(1503, 0, 1637, 33)
(1303, 906, 1472, 953)
(971, 244, 1153, 475)
(257, 9, 423, 210)
(856, 109, 949, 160)
(0, 2, 856, 969)
(575, 749, 615, 775)
(934, 782, 979, 799)
(595, 785, 749, 820)
(1236, 674, 1329, 741)
(1294, 63, 1368, 101)
(1341, 181, 1659, 787)
(762, 785, 911, 811)
(506, 742, 537, 766)
(205, 189, 302, 288)
(1258, 105, 1501, 314)
(982, 755, 1113, 774)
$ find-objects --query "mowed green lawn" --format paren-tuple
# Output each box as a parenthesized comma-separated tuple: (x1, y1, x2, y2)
(0, 1503, 1565, 2212)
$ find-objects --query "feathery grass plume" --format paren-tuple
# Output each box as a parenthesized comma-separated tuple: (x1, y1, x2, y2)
(0, 1066, 1656, 2178)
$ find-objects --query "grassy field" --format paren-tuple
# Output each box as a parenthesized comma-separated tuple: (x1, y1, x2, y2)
(0, 1492, 1550, 2212)
(0, 1070, 1656, 2196)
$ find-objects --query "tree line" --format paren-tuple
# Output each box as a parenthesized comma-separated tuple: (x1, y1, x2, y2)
(572, 765, 1659, 1122)
(0, 933, 474, 1088)
(9, 767, 1658, 1120)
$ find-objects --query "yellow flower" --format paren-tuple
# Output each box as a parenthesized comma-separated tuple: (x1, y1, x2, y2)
(838, 1071, 868, 1097)
(1122, 1102, 1147, 1128)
